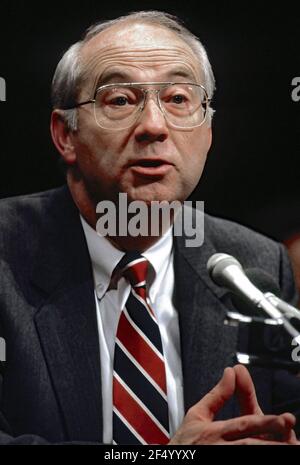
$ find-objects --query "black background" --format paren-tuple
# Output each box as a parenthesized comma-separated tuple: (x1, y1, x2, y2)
(1, 0, 300, 241)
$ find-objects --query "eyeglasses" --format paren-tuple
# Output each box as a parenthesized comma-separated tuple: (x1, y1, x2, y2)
(64, 82, 211, 130)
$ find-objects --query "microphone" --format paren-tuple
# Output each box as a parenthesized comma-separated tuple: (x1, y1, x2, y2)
(265, 294, 300, 321)
(230, 267, 281, 317)
(207, 253, 300, 344)
(230, 267, 300, 322)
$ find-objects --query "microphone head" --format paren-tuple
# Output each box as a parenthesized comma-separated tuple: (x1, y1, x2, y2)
(207, 253, 242, 287)
(230, 268, 281, 316)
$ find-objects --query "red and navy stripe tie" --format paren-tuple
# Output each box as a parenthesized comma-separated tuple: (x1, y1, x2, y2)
(112, 251, 170, 444)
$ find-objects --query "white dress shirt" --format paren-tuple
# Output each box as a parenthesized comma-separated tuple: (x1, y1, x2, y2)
(80, 215, 184, 443)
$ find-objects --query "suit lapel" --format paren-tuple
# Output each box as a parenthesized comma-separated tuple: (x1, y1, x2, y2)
(174, 230, 239, 412)
(31, 187, 103, 441)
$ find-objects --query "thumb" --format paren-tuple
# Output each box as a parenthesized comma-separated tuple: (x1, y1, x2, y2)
(194, 367, 236, 421)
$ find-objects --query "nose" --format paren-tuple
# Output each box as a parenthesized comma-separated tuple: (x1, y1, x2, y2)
(134, 94, 168, 144)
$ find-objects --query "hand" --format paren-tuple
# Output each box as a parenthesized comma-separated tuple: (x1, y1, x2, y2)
(169, 364, 299, 445)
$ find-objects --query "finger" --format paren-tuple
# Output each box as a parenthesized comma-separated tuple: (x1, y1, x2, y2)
(227, 438, 294, 445)
(221, 414, 296, 441)
(250, 412, 296, 442)
(233, 364, 263, 415)
(275, 413, 297, 442)
(263, 412, 296, 442)
(286, 431, 300, 445)
(284, 429, 299, 444)
(260, 430, 299, 444)
(280, 412, 296, 429)
(195, 367, 236, 421)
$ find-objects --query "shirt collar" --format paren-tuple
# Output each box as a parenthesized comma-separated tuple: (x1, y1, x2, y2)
(80, 214, 173, 299)
(80, 215, 124, 299)
(142, 226, 173, 287)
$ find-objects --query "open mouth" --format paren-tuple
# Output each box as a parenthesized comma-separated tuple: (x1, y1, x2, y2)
(135, 159, 166, 168)
(129, 158, 173, 177)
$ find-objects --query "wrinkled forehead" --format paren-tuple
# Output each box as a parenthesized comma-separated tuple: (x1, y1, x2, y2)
(79, 22, 202, 88)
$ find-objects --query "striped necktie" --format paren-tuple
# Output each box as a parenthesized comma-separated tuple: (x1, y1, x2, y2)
(112, 251, 170, 445)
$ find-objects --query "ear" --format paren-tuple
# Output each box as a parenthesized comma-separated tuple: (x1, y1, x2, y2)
(50, 110, 77, 165)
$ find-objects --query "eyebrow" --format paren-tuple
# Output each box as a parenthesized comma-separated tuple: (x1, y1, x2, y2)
(165, 69, 196, 81)
(96, 71, 131, 87)
(95, 67, 197, 89)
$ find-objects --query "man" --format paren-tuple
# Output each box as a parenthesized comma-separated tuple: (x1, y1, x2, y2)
(0, 10, 299, 445)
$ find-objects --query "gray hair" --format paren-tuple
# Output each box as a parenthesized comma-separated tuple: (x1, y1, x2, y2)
(51, 10, 216, 131)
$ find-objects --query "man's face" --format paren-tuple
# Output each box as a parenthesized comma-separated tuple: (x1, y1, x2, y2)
(68, 21, 212, 205)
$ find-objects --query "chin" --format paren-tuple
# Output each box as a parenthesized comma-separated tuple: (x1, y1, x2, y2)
(128, 189, 181, 204)
(126, 180, 182, 202)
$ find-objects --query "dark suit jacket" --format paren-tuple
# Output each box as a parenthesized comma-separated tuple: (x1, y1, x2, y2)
(0, 185, 299, 444)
